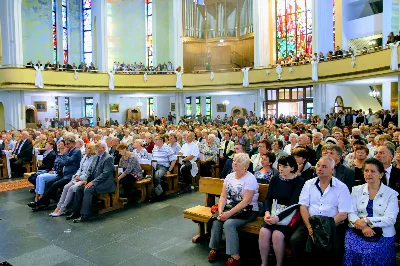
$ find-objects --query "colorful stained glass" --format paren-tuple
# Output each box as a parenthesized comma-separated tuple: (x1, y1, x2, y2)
(83, 9, 91, 31)
(63, 51, 68, 64)
(63, 29, 68, 50)
(275, 0, 312, 58)
(83, 0, 92, 9)
(53, 50, 57, 64)
(146, 1, 153, 67)
(52, 0, 57, 63)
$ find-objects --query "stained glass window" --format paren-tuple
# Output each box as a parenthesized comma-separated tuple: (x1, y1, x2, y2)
(276, 0, 312, 59)
(52, 0, 57, 63)
(65, 97, 70, 119)
(205, 97, 211, 120)
(83, 0, 92, 65)
(55, 97, 59, 119)
(148, 98, 154, 117)
(186, 97, 192, 116)
(333, 0, 336, 47)
(146, 0, 153, 67)
(62, 0, 68, 64)
(196, 97, 201, 116)
(84, 97, 94, 126)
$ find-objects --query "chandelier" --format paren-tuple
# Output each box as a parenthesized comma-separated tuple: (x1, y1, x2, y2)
(369, 90, 380, 98)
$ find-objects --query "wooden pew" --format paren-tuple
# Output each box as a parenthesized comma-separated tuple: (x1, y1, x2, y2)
(177, 155, 200, 187)
(137, 163, 153, 203)
(183, 177, 269, 243)
(96, 166, 124, 214)
(163, 162, 180, 195)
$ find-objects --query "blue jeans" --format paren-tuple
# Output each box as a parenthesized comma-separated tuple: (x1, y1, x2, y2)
(35, 173, 58, 194)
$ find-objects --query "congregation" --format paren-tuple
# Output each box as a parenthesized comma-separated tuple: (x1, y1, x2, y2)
(1, 106, 400, 266)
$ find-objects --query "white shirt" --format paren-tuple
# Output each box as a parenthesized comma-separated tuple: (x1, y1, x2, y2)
(224, 171, 259, 211)
(179, 141, 199, 163)
(385, 165, 393, 184)
(250, 153, 262, 172)
(299, 176, 353, 217)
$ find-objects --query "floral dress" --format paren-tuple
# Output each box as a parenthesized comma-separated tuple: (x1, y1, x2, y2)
(343, 199, 396, 266)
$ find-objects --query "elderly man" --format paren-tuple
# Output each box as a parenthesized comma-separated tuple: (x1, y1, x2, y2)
(68, 142, 115, 222)
(312, 132, 323, 161)
(178, 132, 199, 184)
(9, 131, 33, 178)
(290, 156, 352, 266)
(151, 136, 177, 196)
(376, 143, 400, 196)
(29, 134, 81, 211)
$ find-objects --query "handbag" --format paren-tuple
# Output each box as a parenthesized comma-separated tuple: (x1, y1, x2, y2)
(209, 203, 253, 219)
(271, 199, 298, 226)
(352, 227, 383, 242)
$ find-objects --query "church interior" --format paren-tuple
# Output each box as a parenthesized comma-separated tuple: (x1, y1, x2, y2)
(1, 0, 400, 265)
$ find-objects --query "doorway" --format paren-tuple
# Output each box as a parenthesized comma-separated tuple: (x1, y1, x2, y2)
(0, 102, 5, 131)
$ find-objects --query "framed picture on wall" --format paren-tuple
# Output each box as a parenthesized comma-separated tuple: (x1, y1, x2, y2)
(171, 103, 175, 112)
(34, 101, 47, 112)
(110, 104, 120, 113)
(216, 104, 226, 112)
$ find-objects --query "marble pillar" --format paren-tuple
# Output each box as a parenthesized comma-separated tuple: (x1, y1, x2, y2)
(253, 0, 270, 67)
(312, 0, 334, 54)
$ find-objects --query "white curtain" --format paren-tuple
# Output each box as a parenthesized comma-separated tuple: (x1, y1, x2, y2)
(226, 2, 237, 37)
(207, 4, 217, 38)
(390, 42, 400, 71)
(217, 2, 225, 37)
(185, 0, 194, 37)
(242, 67, 249, 87)
(108, 70, 115, 90)
(311, 61, 318, 81)
(34, 65, 44, 88)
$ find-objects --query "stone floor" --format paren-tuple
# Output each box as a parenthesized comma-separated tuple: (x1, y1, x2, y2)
(1, 186, 400, 266)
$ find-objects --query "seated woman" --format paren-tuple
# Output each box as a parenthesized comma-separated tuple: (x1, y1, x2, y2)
(271, 139, 288, 169)
(33, 141, 66, 202)
(28, 141, 57, 188)
(254, 152, 278, 184)
(259, 155, 305, 266)
(132, 139, 151, 160)
(208, 153, 259, 266)
(344, 158, 399, 266)
(292, 147, 314, 181)
(199, 134, 219, 177)
(352, 145, 369, 184)
(50, 143, 96, 217)
(116, 143, 143, 197)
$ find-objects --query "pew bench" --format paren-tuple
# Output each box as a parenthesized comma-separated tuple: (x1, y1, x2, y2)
(183, 177, 269, 243)
(95, 166, 124, 214)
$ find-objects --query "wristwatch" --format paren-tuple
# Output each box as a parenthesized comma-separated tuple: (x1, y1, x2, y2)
(363, 218, 369, 225)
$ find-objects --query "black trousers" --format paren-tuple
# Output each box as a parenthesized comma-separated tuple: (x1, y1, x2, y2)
(36, 177, 69, 206)
(9, 158, 27, 177)
(290, 222, 347, 266)
(119, 174, 137, 196)
(180, 162, 192, 183)
(72, 185, 96, 217)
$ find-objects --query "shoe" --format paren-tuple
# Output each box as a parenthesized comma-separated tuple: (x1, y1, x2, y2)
(51, 212, 65, 217)
(225, 257, 241, 266)
(73, 216, 90, 223)
(208, 249, 218, 263)
(28, 188, 35, 193)
(31, 205, 49, 212)
(66, 213, 79, 220)
(27, 202, 37, 208)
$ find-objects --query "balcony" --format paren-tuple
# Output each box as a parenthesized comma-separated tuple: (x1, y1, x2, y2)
(0, 47, 398, 92)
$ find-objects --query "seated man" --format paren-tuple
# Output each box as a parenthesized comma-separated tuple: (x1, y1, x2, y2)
(151, 136, 177, 196)
(178, 132, 199, 184)
(67, 142, 115, 222)
(29, 135, 81, 211)
(9, 131, 33, 178)
(220, 144, 254, 179)
(290, 156, 352, 266)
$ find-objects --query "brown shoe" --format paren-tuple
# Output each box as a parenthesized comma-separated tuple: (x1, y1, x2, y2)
(225, 257, 241, 266)
(208, 249, 218, 262)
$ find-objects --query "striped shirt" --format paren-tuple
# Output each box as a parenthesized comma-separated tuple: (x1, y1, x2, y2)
(152, 144, 177, 168)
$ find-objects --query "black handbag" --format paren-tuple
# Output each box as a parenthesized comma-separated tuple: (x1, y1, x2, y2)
(352, 227, 383, 242)
(224, 204, 253, 219)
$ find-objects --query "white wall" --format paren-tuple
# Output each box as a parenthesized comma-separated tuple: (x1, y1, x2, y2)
(108, 95, 148, 122)
(325, 84, 382, 113)
(344, 14, 383, 41)
(153, 0, 173, 65)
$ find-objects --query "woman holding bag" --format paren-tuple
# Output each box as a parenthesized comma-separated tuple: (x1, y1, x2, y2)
(208, 153, 259, 266)
(258, 155, 305, 266)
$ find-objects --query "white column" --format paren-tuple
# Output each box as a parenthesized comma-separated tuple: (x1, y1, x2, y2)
(59, 97, 66, 118)
(92, 0, 108, 71)
(175, 92, 184, 122)
(313, 84, 328, 117)
(253, 0, 270, 67)
(0, 0, 23, 66)
(257, 89, 266, 117)
(382, 82, 392, 110)
(172, 0, 183, 69)
(312, 0, 334, 54)
(96, 92, 109, 126)
(2, 91, 25, 130)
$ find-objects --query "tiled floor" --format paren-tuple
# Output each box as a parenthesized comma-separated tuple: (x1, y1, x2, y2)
(0, 188, 250, 266)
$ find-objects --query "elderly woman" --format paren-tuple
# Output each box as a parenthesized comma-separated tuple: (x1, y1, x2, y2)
(344, 158, 399, 266)
(271, 139, 288, 169)
(208, 153, 259, 266)
(132, 139, 151, 160)
(352, 145, 369, 183)
(283, 133, 298, 155)
(292, 147, 314, 181)
(50, 143, 96, 217)
(199, 134, 219, 177)
(254, 152, 278, 184)
(259, 155, 305, 266)
(116, 142, 143, 197)
(33, 141, 66, 202)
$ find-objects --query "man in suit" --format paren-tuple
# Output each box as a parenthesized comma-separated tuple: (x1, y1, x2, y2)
(297, 134, 317, 166)
(383, 110, 392, 128)
(376, 143, 400, 197)
(221, 144, 254, 179)
(9, 131, 33, 178)
(29, 135, 81, 211)
(108, 137, 122, 165)
(312, 132, 323, 162)
(323, 144, 355, 192)
(68, 142, 115, 222)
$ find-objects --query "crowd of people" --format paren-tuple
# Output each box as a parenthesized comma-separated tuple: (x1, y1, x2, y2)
(26, 60, 97, 72)
(1, 106, 400, 266)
